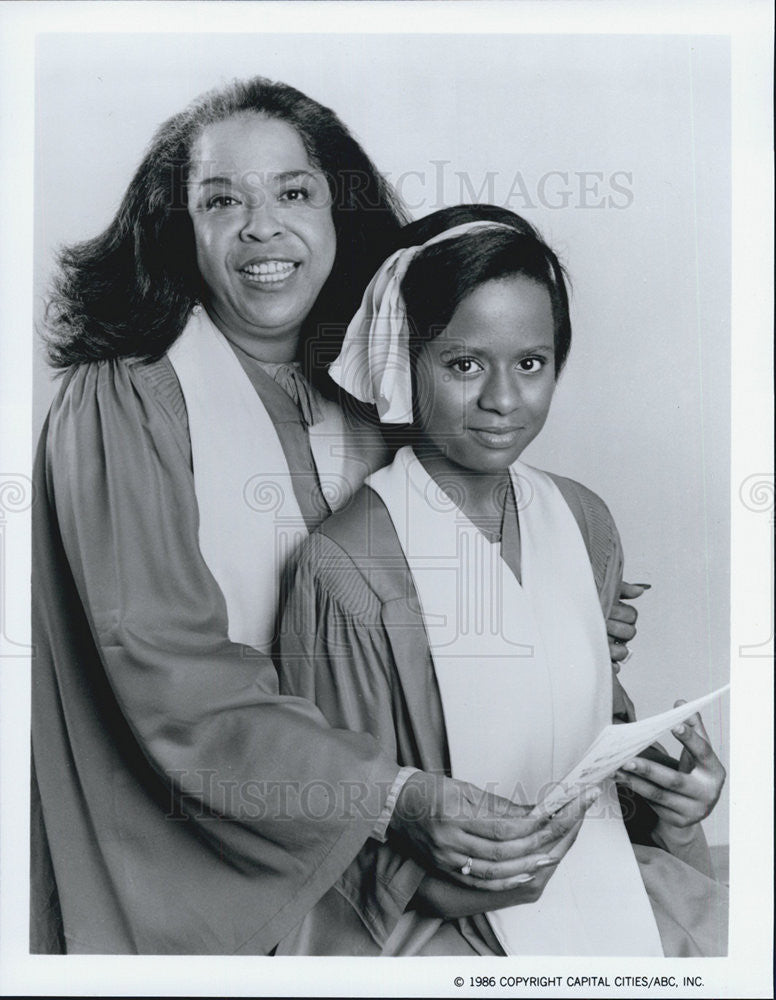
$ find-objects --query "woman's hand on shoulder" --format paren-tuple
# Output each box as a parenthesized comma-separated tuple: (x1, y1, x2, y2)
(615, 705, 726, 848)
(391, 771, 601, 893)
(607, 581, 651, 666)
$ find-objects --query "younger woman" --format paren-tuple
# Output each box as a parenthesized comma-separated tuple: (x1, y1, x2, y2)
(278, 205, 728, 956)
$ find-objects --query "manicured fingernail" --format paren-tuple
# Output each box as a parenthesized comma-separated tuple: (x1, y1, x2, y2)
(622, 760, 638, 771)
(633, 583, 651, 589)
(535, 857, 559, 868)
(673, 725, 686, 736)
(515, 874, 535, 883)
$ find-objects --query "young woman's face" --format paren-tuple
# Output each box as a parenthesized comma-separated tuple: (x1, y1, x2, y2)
(414, 275, 557, 474)
(187, 114, 337, 360)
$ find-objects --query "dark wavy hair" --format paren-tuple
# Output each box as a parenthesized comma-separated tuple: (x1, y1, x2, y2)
(44, 76, 407, 392)
(398, 204, 572, 377)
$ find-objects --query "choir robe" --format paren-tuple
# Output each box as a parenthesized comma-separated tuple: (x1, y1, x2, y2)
(277, 479, 728, 956)
(30, 350, 416, 955)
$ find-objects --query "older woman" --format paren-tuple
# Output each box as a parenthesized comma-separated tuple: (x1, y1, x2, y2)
(32, 77, 642, 955)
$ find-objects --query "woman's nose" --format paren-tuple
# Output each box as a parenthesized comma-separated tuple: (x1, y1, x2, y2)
(239, 201, 284, 242)
(478, 369, 521, 415)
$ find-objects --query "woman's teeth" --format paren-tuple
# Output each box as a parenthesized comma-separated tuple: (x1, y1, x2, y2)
(240, 261, 296, 283)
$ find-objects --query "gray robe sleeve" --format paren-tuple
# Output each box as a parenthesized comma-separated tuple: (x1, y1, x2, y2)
(278, 531, 427, 953)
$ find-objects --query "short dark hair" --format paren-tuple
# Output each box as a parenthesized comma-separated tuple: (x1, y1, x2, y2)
(45, 76, 407, 392)
(398, 204, 571, 376)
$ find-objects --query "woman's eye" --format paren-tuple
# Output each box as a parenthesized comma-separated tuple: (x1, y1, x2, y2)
(448, 357, 484, 375)
(517, 357, 546, 373)
(279, 187, 310, 202)
(206, 195, 240, 210)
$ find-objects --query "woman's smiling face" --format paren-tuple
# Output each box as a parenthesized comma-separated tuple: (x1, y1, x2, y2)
(187, 113, 337, 360)
(414, 275, 557, 474)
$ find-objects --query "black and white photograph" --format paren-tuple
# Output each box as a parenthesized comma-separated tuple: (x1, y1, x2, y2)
(0, 2, 772, 997)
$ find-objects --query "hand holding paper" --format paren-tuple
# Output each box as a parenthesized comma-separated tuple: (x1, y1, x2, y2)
(615, 699, 727, 839)
(536, 684, 729, 816)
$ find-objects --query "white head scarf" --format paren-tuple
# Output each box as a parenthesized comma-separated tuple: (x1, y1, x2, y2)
(328, 220, 515, 423)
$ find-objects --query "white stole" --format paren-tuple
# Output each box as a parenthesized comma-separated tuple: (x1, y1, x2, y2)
(368, 447, 662, 955)
(168, 307, 362, 651)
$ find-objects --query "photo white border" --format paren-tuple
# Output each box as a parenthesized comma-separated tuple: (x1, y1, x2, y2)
(1, 2, 772, 997)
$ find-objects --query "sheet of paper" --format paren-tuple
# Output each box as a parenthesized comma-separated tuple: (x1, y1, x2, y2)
(536, 683, 730, 815)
